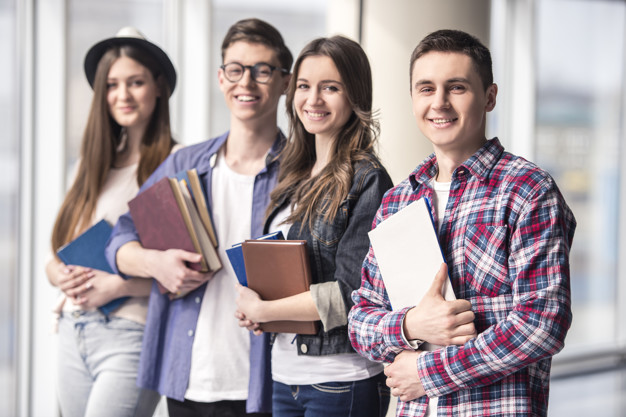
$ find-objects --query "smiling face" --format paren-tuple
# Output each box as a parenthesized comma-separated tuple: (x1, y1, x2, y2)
(410, 51, 497, 157)
(219, 41, 290, 127)
(293, 55, 353, 143)
(106, 55, 160, 133)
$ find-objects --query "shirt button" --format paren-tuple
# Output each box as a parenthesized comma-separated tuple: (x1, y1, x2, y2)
(195, 297, 201, 304)
(188, 330, 194, 337)
(300, 344, 308, 354)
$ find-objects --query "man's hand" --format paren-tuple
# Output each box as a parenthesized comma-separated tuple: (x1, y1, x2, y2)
(385, 350, 426, 402)
(147, 249, 213, 294)
(404, 263, 476, 346)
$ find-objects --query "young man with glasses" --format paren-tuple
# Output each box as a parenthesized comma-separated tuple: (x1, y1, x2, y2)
(106, 18, 292, 417)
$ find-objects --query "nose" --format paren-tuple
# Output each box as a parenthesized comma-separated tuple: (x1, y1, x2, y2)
(306, 88, 323, 106)
(238, 67, 255, 87)
(432, 89, 450, 109)
(118, 83, 130, 100)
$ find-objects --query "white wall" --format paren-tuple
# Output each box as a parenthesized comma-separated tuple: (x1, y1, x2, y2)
(362, 0, 491, 184)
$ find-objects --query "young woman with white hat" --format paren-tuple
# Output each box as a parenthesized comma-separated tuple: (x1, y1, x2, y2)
(46, 27, 179, 417)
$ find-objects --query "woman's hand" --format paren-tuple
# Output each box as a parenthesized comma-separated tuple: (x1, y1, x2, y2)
(234, 310, 263, 335)
(74, 270, 124, 309)
(54, 263, 94, 301)
(235, 284, 265, 335)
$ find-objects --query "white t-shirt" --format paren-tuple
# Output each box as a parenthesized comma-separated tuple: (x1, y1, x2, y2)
(185, 149, 255, 402)
(422, 178, 451, 416)
(268, 205, 384, 385)
(60, 144, 184, 324)
(62, 163, 148, 323)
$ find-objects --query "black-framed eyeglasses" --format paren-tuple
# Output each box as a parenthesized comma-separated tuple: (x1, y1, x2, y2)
(220, 62, 289, 84)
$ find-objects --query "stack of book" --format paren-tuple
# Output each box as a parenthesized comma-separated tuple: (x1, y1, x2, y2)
(227, 232, 318, 335)
(128, 168, 222, 296)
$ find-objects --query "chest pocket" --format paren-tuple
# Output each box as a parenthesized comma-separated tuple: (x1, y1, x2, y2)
(311, 201, 349, 248)
(461, 224, 511, 298)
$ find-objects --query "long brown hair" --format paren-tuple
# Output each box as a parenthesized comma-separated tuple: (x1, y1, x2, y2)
(51, 44, 175, 250)
(268, 35, 378, 227)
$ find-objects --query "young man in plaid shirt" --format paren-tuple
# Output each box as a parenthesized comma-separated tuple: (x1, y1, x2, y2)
(348, 29, 576, 416)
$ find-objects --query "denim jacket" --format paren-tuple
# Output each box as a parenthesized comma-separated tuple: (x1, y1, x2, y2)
(265, 154, 393, 356)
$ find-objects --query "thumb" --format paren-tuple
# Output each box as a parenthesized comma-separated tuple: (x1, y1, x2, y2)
(427, 263, 448, 298)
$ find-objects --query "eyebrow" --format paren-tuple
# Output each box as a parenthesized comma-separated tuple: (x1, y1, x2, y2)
(107, 73, 146, 81)
(225, 61, 273, 66)
(413, 77, 471, 87)
(297, 77, 344, 85)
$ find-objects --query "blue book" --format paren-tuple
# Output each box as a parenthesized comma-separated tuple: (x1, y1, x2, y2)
(226, 231, 284, 286)
(56, 219, 128, 315)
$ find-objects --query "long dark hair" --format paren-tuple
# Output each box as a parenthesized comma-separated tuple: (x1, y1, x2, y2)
(51, 44, 175, 250)
(268, 35, 378, 227)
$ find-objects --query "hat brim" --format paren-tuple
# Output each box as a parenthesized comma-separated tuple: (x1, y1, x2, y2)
(84, 36, 176, 95)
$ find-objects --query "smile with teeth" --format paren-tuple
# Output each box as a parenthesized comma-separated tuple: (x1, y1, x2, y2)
(306, 110, 329, 119)
(236, 95, 258, 102)
(431, 118, 457, 124)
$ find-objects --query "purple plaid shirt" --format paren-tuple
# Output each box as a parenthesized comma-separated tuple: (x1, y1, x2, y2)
(348, 138, 576, 416)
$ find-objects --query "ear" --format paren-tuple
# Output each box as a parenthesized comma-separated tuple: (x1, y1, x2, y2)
(282, 73, 292, 95)
(485, 83, 497, 112)
(218, 67, 226, 92)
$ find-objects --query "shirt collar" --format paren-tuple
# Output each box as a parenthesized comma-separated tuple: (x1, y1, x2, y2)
(195, 130, 286, 175)
(409, 137, 504, 190)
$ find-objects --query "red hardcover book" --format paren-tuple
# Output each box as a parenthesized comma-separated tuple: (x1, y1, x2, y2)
(128, 176, 208, 273)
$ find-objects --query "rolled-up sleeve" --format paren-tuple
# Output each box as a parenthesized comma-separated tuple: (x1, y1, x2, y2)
(310, 281, 346, 331)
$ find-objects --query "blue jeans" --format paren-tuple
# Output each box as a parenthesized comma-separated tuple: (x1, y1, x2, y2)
(57, 310, 160, 417)
(273, 372, 390, 417)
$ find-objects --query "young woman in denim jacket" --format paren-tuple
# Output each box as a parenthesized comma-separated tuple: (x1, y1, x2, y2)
(235, 35, 393, 417)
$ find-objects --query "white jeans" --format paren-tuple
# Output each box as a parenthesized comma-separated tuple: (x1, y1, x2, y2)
(57, 310, 160, 417)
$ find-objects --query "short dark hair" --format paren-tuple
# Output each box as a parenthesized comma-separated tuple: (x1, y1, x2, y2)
(221, 18, 293, 71)
(409, 29, 493, 90)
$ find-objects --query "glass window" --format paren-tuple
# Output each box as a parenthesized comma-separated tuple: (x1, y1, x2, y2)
(550, 367, 626, 416)
(66, 0, 164, 172)
(533, 0, 625, 350)
(209, 0, 328, 137)
(0, 0, 18, 415)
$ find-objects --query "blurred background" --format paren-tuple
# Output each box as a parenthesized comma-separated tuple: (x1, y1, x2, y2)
(1, 0, 625, 415)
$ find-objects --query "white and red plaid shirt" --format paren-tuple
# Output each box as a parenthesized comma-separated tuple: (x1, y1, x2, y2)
(349, 138, 576, 416)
